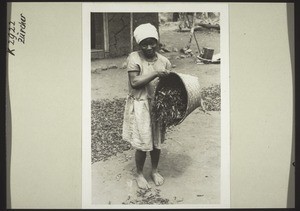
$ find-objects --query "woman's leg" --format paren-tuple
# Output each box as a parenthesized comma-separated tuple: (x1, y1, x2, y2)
(150, 148, 164, 186)
(135, 149, 150, 189)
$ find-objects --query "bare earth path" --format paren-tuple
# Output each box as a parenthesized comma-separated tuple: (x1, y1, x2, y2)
(92, 110, 220, 205)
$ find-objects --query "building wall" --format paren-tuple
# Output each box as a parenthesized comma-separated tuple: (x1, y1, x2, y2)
(107, 13, 131, 57)
(91, 13, 159, 59)
(107, 13, 159, 57)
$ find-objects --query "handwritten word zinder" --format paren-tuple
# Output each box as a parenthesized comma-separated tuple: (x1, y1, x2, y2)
(8, 13, 26, 56)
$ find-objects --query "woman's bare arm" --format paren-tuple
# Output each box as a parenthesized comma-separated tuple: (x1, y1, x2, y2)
(128, 70, 170, 89)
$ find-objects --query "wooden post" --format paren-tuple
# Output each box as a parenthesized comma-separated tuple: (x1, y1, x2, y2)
(186, 12, 196, 49)
(103, 13, 109, 53)
(193, 31, 201, 54)
(130, 13, 133, 52)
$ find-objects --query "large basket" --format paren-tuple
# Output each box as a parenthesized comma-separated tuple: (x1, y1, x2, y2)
(154, 72, 202, 125)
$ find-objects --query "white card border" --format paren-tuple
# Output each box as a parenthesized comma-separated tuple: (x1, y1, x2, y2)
(82, 2, 230, 209)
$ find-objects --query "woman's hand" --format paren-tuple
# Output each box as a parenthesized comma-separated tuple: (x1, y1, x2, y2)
(156, 69, 171, 78)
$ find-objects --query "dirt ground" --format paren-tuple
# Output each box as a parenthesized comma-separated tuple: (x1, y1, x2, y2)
(91, 22, 221, 205)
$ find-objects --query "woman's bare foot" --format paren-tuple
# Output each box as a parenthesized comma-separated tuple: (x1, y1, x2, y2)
(151, 171, 164, 186)
(136, 174, 151, 189)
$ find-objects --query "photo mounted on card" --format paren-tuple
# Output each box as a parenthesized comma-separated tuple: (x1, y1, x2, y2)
(82, 2, 230, 209)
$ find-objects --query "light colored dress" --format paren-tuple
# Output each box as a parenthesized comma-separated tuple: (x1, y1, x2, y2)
(122, 51, 172, 151)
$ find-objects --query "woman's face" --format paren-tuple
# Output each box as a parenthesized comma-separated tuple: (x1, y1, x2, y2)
(139, 38, 158, 59)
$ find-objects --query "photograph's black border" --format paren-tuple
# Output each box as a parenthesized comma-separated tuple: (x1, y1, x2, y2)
(1, 0, 297, 210)
(1, 2, 7, 210)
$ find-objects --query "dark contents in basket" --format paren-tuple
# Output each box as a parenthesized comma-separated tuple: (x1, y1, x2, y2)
(152, 75, 187, 127)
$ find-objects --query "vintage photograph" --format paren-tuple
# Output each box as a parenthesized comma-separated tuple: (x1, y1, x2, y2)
(82, 3, 229, 208)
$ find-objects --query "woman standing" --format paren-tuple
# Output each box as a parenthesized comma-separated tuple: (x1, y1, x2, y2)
(122, 23, 171, 189)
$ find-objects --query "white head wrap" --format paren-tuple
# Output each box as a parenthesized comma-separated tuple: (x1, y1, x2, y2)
(133, 23, 159, 44)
